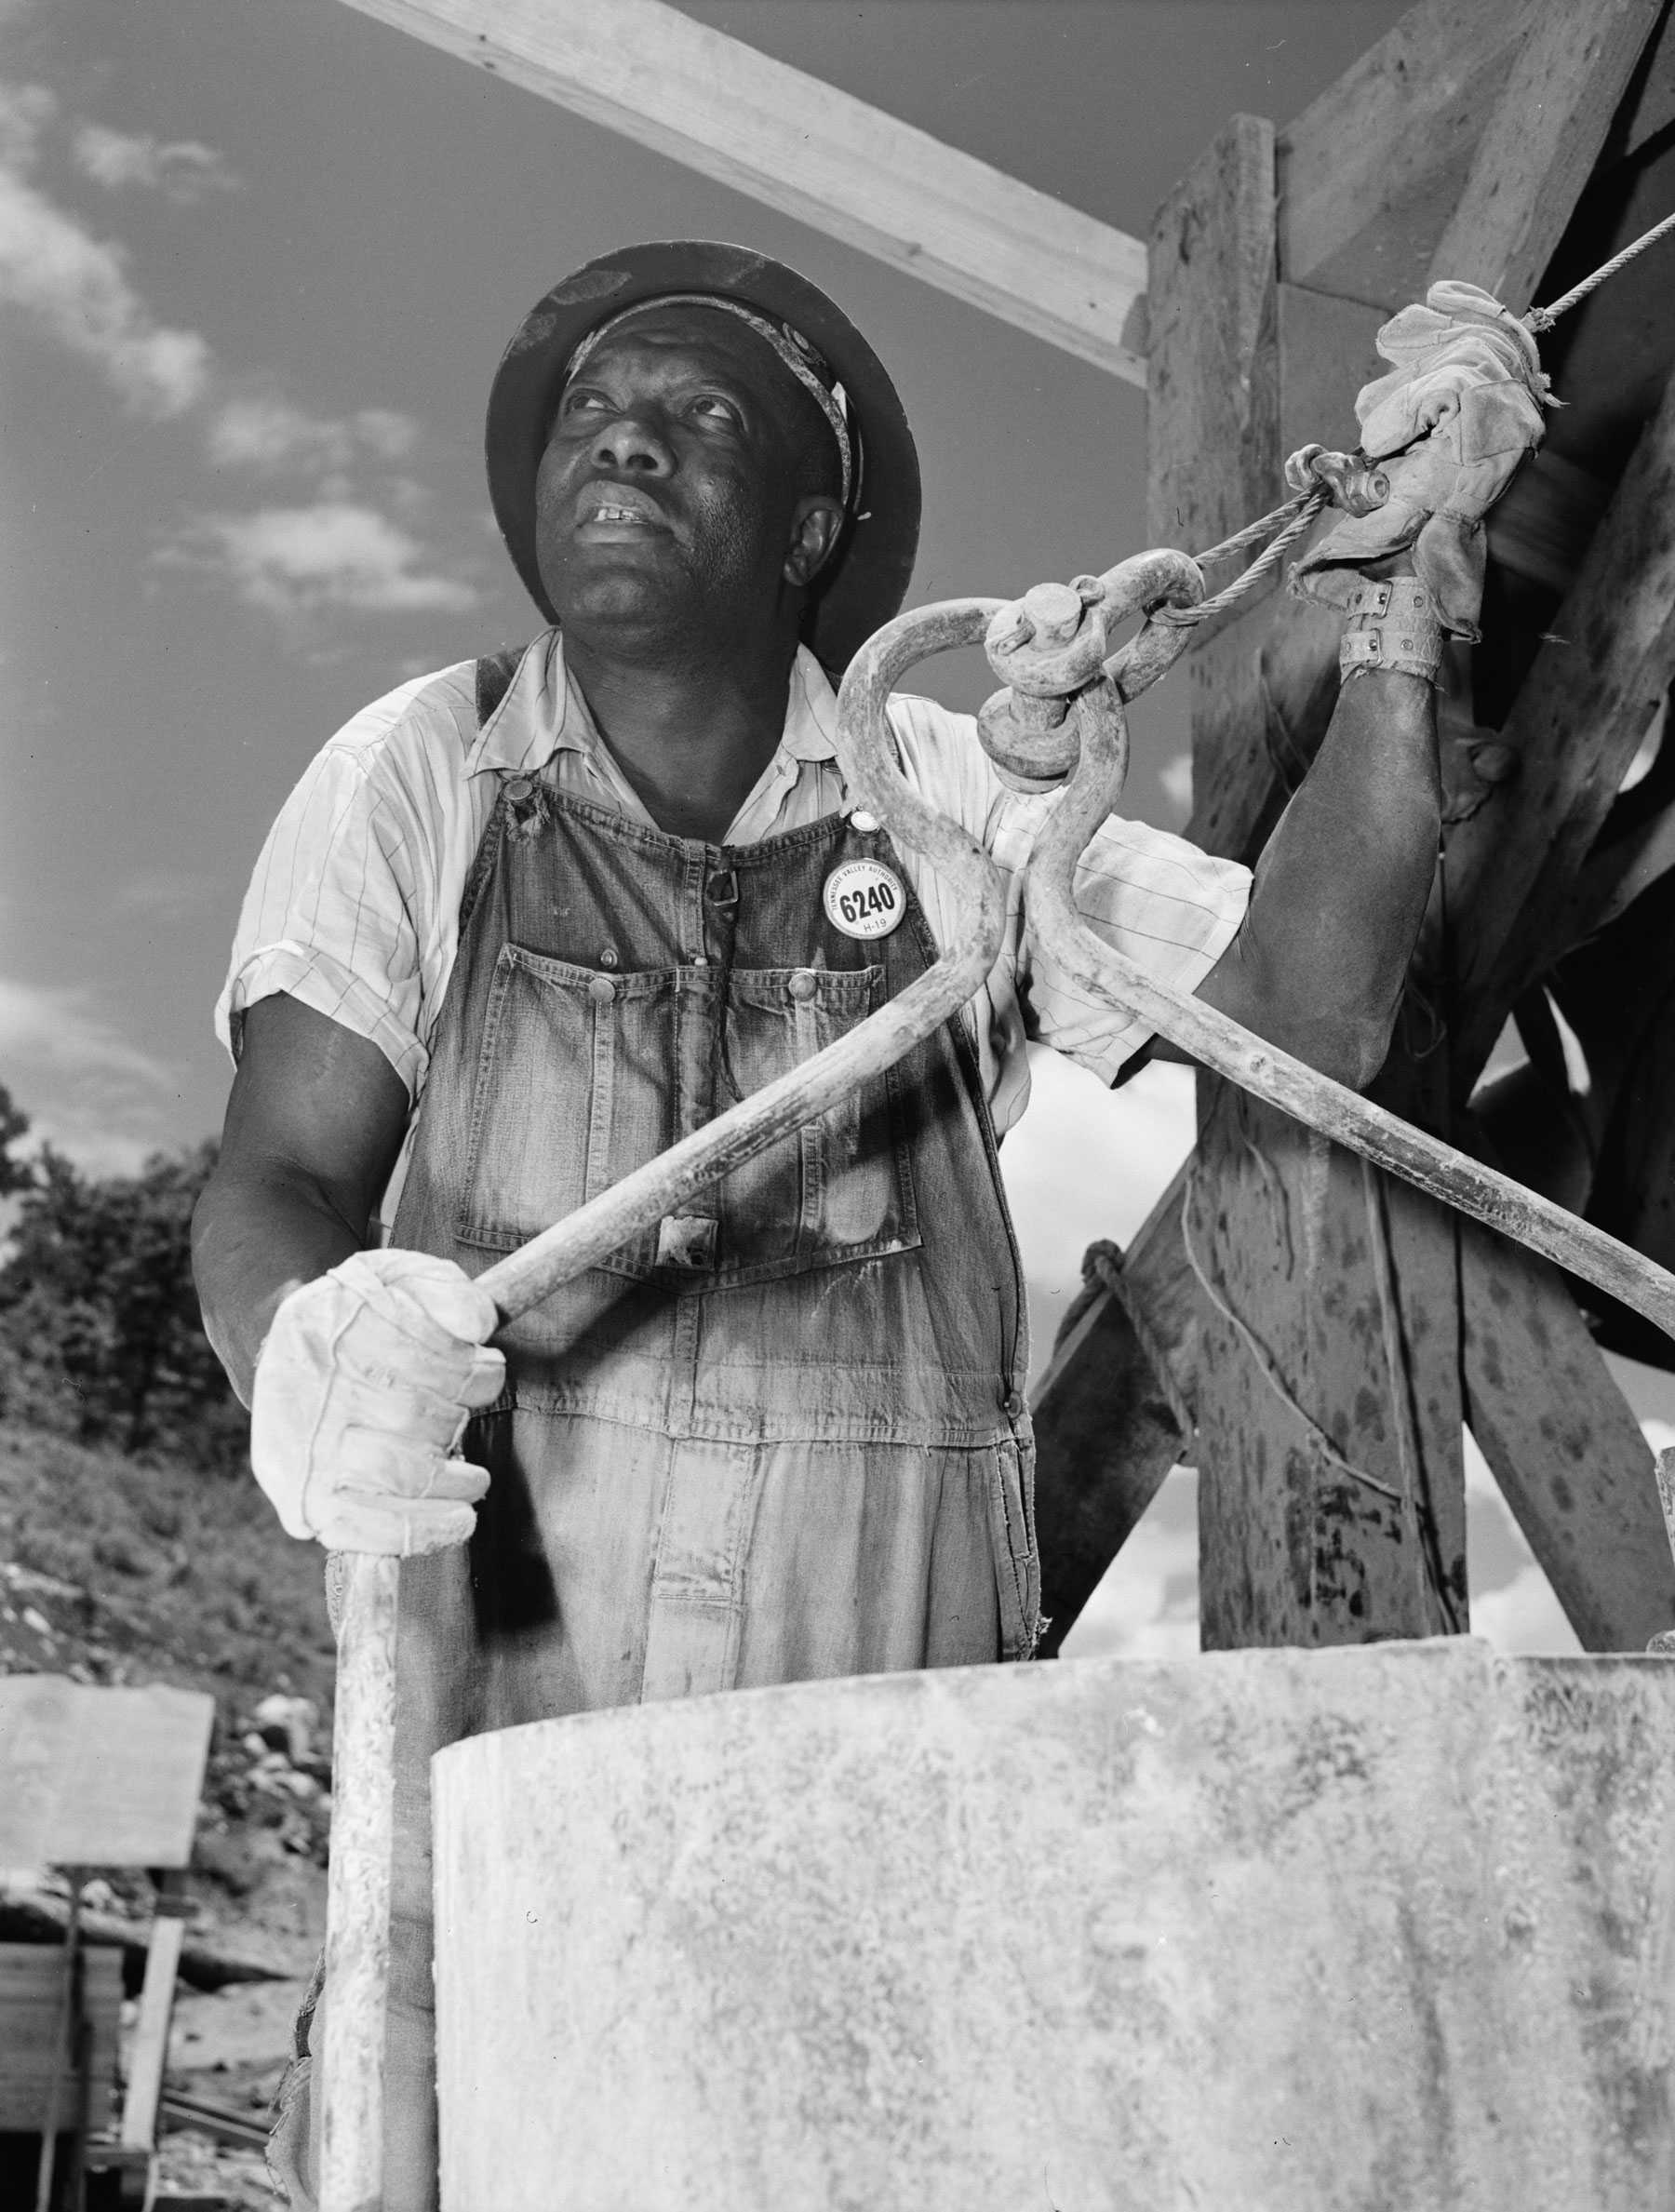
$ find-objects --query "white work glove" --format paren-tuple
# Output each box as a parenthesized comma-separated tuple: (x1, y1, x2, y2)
(1291, 281, 1550, 639)
(250, 1250, 505, 1555)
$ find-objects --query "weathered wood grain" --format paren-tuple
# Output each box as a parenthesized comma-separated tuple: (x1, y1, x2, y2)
(1461, 1225, 1675, 1649)
(1427, 0, 1667, 308)
(1193, 1085, 1466, 1648)
(1278, 0, 1542, 304)
(1615, 0, 1675, 158)
(1145, 114, 1279, 574)
(0, 1944, 123, 2135)
(1031, 1159, 1205, 1653)
(1029, 1276, 1186, 1660)
(119, 1901, 189, 2153)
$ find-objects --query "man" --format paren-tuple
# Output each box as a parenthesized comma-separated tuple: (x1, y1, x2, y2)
(193, 243, 1534, 2206)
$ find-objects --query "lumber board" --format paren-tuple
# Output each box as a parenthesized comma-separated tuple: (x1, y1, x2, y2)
(1460, 1225, 1675, 1649)
(1030, 1160, 1202, 1655)
(1616, 1, 1675, 158)
(1447, 354, 1675, 1089)
(0, 1679, 215, 1873)
(1029, 1280, 1184, 1660)
(1278, 0, 1543, 306)
(1193, 1086, 1467, 1649)
(1427, 0, 1668, 309)
(1145, 114, 1279, 581)
(1484, 449, 1613, 597)
(119, 1908, 186, 2151)
(331, 0, 1149, 382)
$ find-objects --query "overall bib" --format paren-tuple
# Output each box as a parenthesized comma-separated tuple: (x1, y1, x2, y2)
(279, 720, 1039, 2207)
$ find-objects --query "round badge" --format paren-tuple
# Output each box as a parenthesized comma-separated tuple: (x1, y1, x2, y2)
(824, 857, 905, 940)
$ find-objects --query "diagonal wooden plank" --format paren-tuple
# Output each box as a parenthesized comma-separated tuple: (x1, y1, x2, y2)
(332, 0, 1149, 382)
(1460, 1225, 1675, 1650)
(1427, 0, 1668, 309)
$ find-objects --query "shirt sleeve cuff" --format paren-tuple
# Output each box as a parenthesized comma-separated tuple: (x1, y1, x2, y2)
(216, 943, 426, 1102)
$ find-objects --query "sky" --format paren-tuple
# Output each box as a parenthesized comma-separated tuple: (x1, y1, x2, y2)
(3, 0, 1661, 1657)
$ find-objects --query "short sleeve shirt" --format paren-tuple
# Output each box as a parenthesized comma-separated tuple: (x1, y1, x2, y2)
(217, 632, 1250, 1150)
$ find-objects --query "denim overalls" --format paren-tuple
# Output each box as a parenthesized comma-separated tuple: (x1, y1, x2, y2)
(276, 680, 1040, 2208)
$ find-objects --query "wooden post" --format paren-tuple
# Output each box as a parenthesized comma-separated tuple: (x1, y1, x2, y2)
(1145, 109, 1470, 1646)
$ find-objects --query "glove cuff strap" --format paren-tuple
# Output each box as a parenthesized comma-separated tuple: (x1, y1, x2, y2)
(1339, 575, 1444, 686)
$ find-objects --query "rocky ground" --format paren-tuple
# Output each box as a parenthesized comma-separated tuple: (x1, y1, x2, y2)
(2, 1421, 337, 2205)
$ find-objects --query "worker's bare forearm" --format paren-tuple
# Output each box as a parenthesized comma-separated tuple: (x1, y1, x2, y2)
(192, 996, 412, 1406)
(1188, 664, 1440, 1090)
(193, 1160, 368, 1406)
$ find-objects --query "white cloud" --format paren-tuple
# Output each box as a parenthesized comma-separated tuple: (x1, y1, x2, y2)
(1469, 1563, 1583, 1656)
(1159, 751, 1193, 815)
(0, 78, 457, 638)
(1004, 1047, 1196, 1298)
(207, 394, 419, 476)
(158, 500, 477, 619)
(0, 975, 173, 1091)
(0, 83, 212, 416)
(1059, 1467, 1200, 1660)
(71, 123, 239, 203)
(0, 975, 189, 1177)
(0, 78, 52, 168)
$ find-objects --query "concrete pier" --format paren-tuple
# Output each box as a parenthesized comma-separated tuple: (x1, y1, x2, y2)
(433, 1640, 1675, 2210)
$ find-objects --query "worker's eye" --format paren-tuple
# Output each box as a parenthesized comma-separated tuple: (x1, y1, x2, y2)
(556, 385, 610, 421)
(689, 394, 743, 428)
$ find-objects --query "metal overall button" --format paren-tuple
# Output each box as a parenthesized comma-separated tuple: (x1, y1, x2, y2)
(788, 968, 819, 1002)
(504, 775, 534, 801)
(587, 974, 616, 1004)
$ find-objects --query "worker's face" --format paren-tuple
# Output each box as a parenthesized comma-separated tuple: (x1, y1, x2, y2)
(532, 307, 844, 654)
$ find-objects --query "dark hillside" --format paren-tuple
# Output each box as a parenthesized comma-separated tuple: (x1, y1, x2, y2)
(0, 1420, 333, 1716)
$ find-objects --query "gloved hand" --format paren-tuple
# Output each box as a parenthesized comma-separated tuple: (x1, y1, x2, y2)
(1291, 281, 1550, 639)
(250, 1250, 505, 1555)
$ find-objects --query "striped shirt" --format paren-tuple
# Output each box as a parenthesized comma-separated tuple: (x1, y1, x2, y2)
(217, 630, 1249, 1171)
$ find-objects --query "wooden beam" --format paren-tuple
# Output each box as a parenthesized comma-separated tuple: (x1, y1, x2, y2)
(1616, 1, 1675, 158)
(333, 0, 1149, 383)
(1135, 93, 1471, 1652)
(1448, 355, 1675, 1089)
(1427, 0, 1668, 309)
(1146, 115, 1279, 573)
(1028, 1271, 1185, 1660)
(119, 1896, 190, 2155)
(1030, 1162, 1201, 1655)
(1193, 1086, 1467, 1648)
(1278, 0, 1544, 305)
(1461, 1225, 1675, 1649)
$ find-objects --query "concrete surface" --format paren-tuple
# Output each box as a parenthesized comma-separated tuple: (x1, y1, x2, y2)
(432, 1641, 1675, 2211)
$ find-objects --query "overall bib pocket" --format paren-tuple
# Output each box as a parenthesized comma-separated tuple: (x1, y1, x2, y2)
(713, 964, 919, 1288)
(455, 944, 676, 1278)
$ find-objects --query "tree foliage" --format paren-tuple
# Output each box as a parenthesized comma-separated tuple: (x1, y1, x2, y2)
(0, 1082, 32, 1197)
(0, 1097, 246, 1470)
